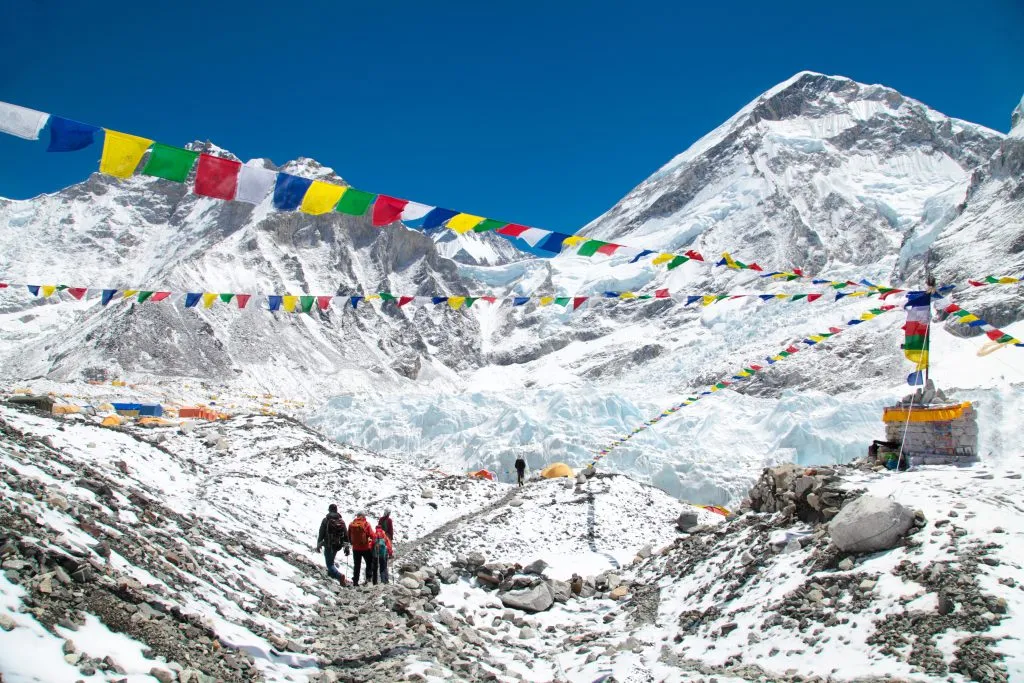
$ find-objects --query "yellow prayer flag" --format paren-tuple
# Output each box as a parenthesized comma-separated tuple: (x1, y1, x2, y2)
(860, 311, 876, 320)
(847, 291, 867, 298)
(448, 296, 466, 310)
(282, 295, 298, 312)
(735, 370, 751, 377)
(539, 296, 554, 306)
(958, 314, 980, 323)
(300, 181, 346, 215)
(702, 295, 717, 306)
(122, 289, 139, 299)
(202, 293, 217, 309)
(775, 294, 788, 299)
(562, 235, 587, 248)
(721, 252, 738, 269)
(998, 277, 1020, 284)
(809, 335, 826, 343)
(41, 285, 56, 298)
(619, 292, 636, 299)
(365, 294, 381, 301)
(710, 385, 720, 392)
(446, 214, 485, 234)
(100, 129, 153, 179)
(651, 253, 674, 266)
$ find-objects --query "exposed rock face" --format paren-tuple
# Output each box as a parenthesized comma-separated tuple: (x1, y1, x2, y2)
(746, 464, 853, 524)
(829, 495, 915, 553)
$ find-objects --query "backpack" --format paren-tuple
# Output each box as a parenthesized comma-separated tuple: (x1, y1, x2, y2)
(326, 516, 346, 550)
(375, 535, 388, 558)
(349, 520, 371, 549)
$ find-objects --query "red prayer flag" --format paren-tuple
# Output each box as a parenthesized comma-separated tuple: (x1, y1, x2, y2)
(729, 295, 744, 300)
(986, 329, 1004, 341)
(786, 345, 799, 353)
(151, 291, 171, 302)
(481, 296, 497, 304)
(67, 287, 87, 300)
(572, 296, 588, 310)
(596, 243, 620, 256)
(879, 289, 904, 299)
(398, 296, 415, 307)
(881, 305, 896, 311)
(807, 293, 822, 302)
(750, 364, 763, 371)
(496, 224, 530, 238)
(748, 263, 763, 272)
(235, 294, 251, 309)
(684, 250, 704, 261)
(0, 282, 7, 288)
(654, 289, 669, 298)
(194, 154, 241, 200)
(828, 327, 842, 334)
(793, 268, 803, 276)
(903, 321, 929, 336)
(316, 296, 332, 310)
(968, 280, 984, 287)
(372, 195, 408, 227)
(944, 304, 960, 314)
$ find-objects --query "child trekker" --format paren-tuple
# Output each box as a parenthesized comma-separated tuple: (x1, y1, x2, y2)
(372, 521, 394, 584)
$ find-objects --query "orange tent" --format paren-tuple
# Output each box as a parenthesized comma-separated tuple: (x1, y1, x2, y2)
(468, 469, 495, 481)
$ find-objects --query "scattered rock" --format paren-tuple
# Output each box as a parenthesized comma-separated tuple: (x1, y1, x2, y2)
(0, 613, 16, 631)
(499, 583, 554, 613)
(829, 495, 915, 553)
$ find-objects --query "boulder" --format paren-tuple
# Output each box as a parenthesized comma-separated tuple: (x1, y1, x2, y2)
(466, 551, 486, 567)
(420, 488, 434, 499)
(676, 511, 700, 532)
(828, 495, 915, 553)
(609, 585, 628, 600)
(499, 583, 554, 613)
(524, 559, 548, 576)
(547, 580, 571, 603)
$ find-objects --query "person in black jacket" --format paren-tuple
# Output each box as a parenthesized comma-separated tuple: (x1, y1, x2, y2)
(378, 510, 394, 542)
(315, 504, 349, 584)
(514, 457, 526, 487)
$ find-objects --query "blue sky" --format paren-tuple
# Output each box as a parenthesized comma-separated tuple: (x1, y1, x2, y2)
(1, 0, 1021, 233)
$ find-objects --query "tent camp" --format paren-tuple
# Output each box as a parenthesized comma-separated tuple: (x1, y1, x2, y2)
(541, 462, 574, 479)
(101, 415, 124, 427)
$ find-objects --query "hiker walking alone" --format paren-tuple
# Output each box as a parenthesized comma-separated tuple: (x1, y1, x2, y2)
(372, 521, 394, 584)
(378, 509, 394, 542)
(348, 512, 376, 586)
(515, 456, 526, 487)
(315, 504, 349, 585)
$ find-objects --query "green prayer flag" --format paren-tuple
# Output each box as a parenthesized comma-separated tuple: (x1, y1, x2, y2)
(56, 285, 68, 291)
(831, 282, 847, 289)
(137, 291, 153, 303)
(219, 293, 234, 303)
(904, 334, 929, 351)
(953, 310, 970, 318)
(473, 218, 507, 233)
(298, 296, 315, 313)
(779, 351, 790, 357)
(791, 294, 807, 301)
(985, 276, 999, 283)
(577, 240, 609, 257)
(378, 292, 396, 302)
(336, 189, 375, 215)
(554, 297, 570, 306)
(464, 297, 478, 308)
(638, 295, 652, 300)
(142, 143, 199, 183)
(996, 333, 1015, 343)
(667, 255, 688, 270)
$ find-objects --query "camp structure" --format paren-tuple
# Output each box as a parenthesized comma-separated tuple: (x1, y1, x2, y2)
(541, 462, 574, 479)
(51, 404, 82, 416)
(880, 400, 979, 467)
(7, 394, 55, 413)
(179, 406, 226, 420)
(111, 402, 163, 417)
(101, 414, 124, 427)
(468, 469, 495, 481)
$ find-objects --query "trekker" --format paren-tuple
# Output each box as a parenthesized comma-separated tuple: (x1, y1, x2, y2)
(315, 504, 349, 585)
(348, 512, 376, 586)
(372, 522, 394, 584)
(378, 510, 394, 542)
(514, 456, 526, 487)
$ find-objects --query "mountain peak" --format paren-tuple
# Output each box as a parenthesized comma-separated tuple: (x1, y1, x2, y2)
(1012, 94, 1024, 137)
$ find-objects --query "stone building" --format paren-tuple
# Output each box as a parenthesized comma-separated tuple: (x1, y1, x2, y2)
(881, 401, 979, 466)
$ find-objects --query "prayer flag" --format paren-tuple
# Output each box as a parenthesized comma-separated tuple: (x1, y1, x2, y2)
(464, 297, 478, 308)
(100, 129, 153, 178)
(137, 291, 153, 303)
(473, 218, 506, 233)
(655, 289, 669, 298)
(449, 296, 467, 310)
(101, 289, 117, 305)
(273, 173, 313, 211)
(0, 101, 49, 140)
(121, 289, 138, 299)
(202, 293, 217, 308)
(268, 295, 282, 311)
(371, 195, 409, 226)
(513, 297, 529, 306)
(652, 253, 674, 266)
(554, 297, 570, 307)
(282, 296, 298, 312)
(184, 293, 202, 308)
(236, 163, 277, 204)
(535, 231, 572, 253)
(791, 294, 807, 301)
(667, 255, 688, 270)
(578, 240, 609, 257)
(630, 249, 654, 264)
(40, 285, 55, 298)
(235, 294, 251, 309)
(300, 296, 315, 313)
(595, 243, 621, 256)
(142, 143, 198, 183)
(400, 201, 433, 223)
(573, 297, 588, 310)
(335, 188, 376, 216)
(446, 213, 485, 234)
(496, 224, 530, 238)
(397, 296, 414, 307)
(300, 181, 346, 215)
(67, 287, 87, 300)
(422, 207, 458, 229)
(47, 117, 100, 151)
(152, 292, 171, 302)
(317, 296, 332, 310)
(350, 296, 363, 309)
(194, 154, 241, 200)
(431, 297, 447, 305)
(562, 236, 588, 248)
(219, 293, 234, 303)
(807, 293, 822, 302)
(539, 296, 554, 306)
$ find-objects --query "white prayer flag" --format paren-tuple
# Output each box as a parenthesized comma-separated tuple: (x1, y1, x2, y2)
(235, 163, 278, 204)
(400, 201, 433, 222)
(0, 101, 49, 140)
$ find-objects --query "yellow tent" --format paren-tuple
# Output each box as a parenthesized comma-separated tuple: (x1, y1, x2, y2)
(541, 462, 574, 479)
(138, 417, 174, 427)
(97, 403, 114, 412)
(52, 405, 81, 415)
(101, 415, 123, 427)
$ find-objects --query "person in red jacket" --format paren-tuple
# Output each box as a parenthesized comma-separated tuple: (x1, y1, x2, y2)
(347, 512, 375, 586)
(378, 510, 394, 542)
(371, 522, 394, 584)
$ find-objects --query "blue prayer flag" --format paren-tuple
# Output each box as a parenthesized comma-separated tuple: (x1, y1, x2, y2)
(847, 319, 862, 325)
(758, 294, 775, 301)
(835, 292, 847, 300)
(422, 208, 458, 230)
(534, 231, 571, 254)
(686, 296, 700, 306)
(184, 293, 202, 308)
(268, 295, 283, 311)
(100, 289, 117, 306)
(905, 290, 931, 308)
(26, 285, 40, 296)
(47, 117, 101, 152)
(513, 297, 529, 306)
(431, 296, 448, 305)
(907, 371, 926, 386)
(629, 249, 654, 264)
(350, 296, 363, 309)
(273, 173, 313, 211)
(968, 319, 985, 327)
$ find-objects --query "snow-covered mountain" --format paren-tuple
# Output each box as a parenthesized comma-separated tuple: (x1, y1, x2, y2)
(2, 73, 1023, 506)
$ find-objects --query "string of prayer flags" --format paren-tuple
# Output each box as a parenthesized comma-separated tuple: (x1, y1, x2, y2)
(943, 303, 1023, 349)
(903, 290, 932, 382)
(100, 130, 154, 178)
(967, 276, 1022, 287)
(591, 302, 900, 462)
(194, 154, 241, 200)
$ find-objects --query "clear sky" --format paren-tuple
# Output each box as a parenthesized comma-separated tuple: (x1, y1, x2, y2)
(1, 0, 1021, 233)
